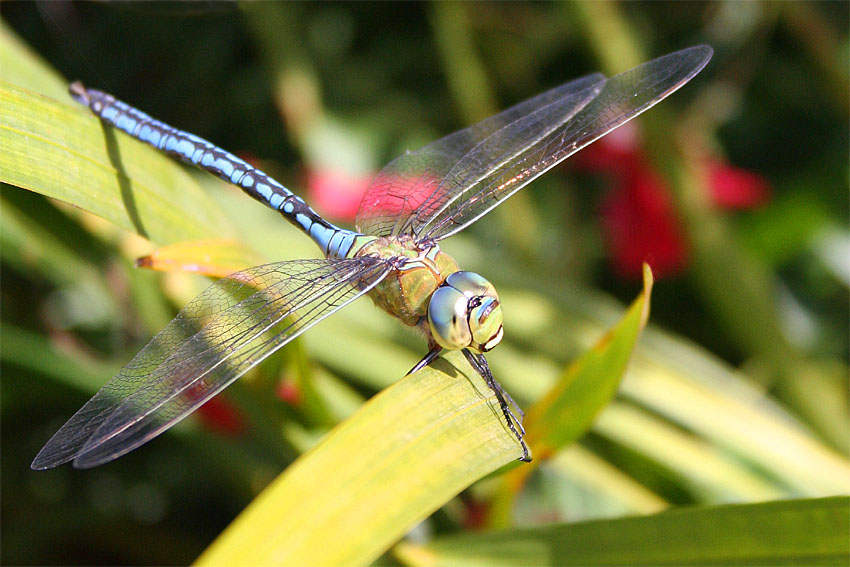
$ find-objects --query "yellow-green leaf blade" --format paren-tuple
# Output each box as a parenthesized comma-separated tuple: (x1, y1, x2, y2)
(196, 350, 525, 567)
(0, 80, 233, 245)
(398, 497, 850, 566)
(526, 264, 653, 457)
(137, 239, 265, 277)
(0, 23, 67, 100)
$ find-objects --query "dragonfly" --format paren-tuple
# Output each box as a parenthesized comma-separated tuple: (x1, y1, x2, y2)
(32, 45, 712, 469)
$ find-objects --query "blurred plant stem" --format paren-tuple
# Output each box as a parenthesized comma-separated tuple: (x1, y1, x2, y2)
(240, 2, 322, 154)
(569, 1, 848, 452)
(778, 2, 849, 120)
(429, 1, 498, 125)
(567, 1, 643, 72)
(430, 1, 540, 259)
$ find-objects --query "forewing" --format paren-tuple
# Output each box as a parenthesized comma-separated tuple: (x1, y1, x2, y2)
(417, 45, 713, 240)
(31, 257, 390, 469)
(354, 73, 606, 237)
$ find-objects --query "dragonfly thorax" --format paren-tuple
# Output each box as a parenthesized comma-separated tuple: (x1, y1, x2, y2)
(353, 237, 503, 352)
(353, 235, 461, 329)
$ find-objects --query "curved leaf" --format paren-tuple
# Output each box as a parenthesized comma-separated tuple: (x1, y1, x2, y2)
(523, 264, 653, 458)
(0, 80, 233, 245)
(485, 265, 652, 525)
(196, 350, 526, 567)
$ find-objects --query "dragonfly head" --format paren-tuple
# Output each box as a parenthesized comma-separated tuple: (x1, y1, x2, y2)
(428, 271, 504, 353)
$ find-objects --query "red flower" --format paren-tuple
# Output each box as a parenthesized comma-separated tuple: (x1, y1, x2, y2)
(600, 165, 690, 279)
(461, 497, 489, 530)
(307, 125, 770, 281)
(307, 167, 445, 229)
(576, 123, 770, 279)
(196, 397, 246, 437)
(574, 122, 644, 176)
(706, 159, 771, 210)
(306, 168, 372, 222)
(275, 377, 302, 407)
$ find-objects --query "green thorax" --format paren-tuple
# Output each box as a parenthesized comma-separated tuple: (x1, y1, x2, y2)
(352, 235, 460, 328)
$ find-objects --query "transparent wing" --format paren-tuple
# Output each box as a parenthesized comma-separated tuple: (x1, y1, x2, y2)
(355, 45, 712, 241)
(420, 45, 712, 240)
(32, 257, 391, 469)
(354, 72, 607, 236)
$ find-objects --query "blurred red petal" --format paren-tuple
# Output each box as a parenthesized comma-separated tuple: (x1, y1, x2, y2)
(462, 498, 489, 530)
(601, 167, 689, 280)
(306, 168, 372, 222)
(196, 397, 246, 437)
(356, 171, 443, 226)
(573, 122, 643, 175)
(276, 378, 302, 406)
(707, 159, 771, 210)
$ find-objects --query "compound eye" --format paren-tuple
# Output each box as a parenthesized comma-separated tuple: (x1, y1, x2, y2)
(428, 286, 472, 350)
(433, 271, 504, 353)
(468, 297, 503, 352)
(445, 271, 497, 299)
(446, 272, 503, 352)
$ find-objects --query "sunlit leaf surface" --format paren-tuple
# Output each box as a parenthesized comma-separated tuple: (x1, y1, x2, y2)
(197, 351, 524, 567)
(397, 497, 850, 566)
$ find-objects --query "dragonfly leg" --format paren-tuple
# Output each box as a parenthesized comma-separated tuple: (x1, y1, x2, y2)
(463, 350, 531, 462)
(469, 353, 525, 436)
(406, 346, 443, 376)
(486, 373, 525, 422)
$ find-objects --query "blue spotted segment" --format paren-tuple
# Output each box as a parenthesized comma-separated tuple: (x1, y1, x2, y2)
(69, 81, 362, 259)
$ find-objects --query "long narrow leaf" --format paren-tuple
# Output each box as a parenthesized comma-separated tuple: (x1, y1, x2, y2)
(486, 265, 653, 525)
(0, 81, 233, 245)
(196, 350, 526, 567)
(523, 264, 653, 458)
(397, 497, 850, 566)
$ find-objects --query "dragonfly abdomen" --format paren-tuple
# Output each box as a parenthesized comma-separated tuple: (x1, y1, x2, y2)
(69, 82, 359, 258)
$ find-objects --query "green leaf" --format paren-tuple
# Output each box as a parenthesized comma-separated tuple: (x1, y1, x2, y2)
(195, 350, 527, 567)
(526, 264, 653, 458)
(0, 23, 68, 100)
(486, 266, 652, 525)
(591, 402, 788, 501)
(1, 324, 117, 394)
(608, 352, 850, 497)
(0, 190, 106, 288)
(0, 79, 233, 245)
(396, 497, 850, 566)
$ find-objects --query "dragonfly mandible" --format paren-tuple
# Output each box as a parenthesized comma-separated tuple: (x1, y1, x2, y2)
(32, 45, 713, 469)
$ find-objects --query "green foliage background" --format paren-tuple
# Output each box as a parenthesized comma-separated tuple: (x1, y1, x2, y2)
(2, 2, 848, 565)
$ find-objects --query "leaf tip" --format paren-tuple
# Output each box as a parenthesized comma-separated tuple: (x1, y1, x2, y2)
(640, 262, 654, 328)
